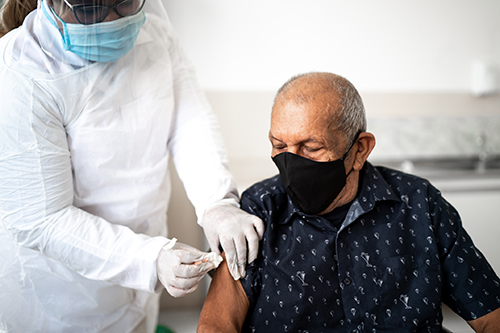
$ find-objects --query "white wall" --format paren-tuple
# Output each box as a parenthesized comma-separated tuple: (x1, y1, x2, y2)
(160, 0, 500, 310)
(163, 0, 500, 93)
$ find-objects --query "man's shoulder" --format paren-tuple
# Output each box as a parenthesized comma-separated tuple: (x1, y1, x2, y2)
(366, 162, 438, 195)
(240, 174, 291, 216)
(242, 174, 284, 198)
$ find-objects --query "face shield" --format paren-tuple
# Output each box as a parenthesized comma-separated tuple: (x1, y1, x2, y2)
(41, 0, 170, 26)
(27, 0, 172, 70)
(56, 0, 147, 25)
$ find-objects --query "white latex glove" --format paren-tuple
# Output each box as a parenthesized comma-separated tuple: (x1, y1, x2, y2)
(157, 238, 222, 298)
(201, 203, 265, 280)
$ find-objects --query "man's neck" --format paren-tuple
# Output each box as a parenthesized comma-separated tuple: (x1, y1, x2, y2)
(319, 171, 359, 215)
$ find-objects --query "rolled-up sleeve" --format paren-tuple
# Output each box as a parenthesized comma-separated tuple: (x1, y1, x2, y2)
(430, 187, 500, 320)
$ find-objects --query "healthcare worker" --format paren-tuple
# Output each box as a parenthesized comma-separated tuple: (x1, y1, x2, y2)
(0, 0, 264, 331)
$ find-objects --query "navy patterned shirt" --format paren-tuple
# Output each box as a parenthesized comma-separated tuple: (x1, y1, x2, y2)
(239, 162, 500, 333)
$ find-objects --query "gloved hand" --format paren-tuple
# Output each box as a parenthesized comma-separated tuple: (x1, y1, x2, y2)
(157, 238, 222, 298)
(201, 203, 265, 280)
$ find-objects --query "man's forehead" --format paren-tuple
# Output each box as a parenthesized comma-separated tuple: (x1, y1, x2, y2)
(271, 95, 344, 141)
(273, 93, 338, 120)
(272, 103, 333, 130)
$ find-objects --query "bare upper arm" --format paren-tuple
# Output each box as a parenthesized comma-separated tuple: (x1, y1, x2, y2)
(467, 307, 500, 333)
(197, 252, 250, 333)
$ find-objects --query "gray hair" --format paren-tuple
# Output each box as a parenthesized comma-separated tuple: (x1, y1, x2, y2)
(274, 72, 367, 145)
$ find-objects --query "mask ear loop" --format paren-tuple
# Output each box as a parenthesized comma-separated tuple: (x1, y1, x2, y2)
(41, 0, 71, 49)
(341, 131, 362, 177)
(341, 131, 362, 161)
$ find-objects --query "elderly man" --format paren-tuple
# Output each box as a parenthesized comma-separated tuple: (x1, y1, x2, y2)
(197, 72, 500, 333)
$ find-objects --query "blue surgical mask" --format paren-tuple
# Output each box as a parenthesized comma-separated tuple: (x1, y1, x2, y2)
(42, 0, 146, 62)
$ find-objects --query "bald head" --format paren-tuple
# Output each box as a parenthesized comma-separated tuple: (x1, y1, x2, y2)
(273, 72, 366, 144)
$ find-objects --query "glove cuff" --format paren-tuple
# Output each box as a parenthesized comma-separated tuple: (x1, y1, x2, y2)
(163, 237, 177, 250)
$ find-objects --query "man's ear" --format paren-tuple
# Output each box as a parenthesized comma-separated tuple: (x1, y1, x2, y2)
(352, 132, 376, 171)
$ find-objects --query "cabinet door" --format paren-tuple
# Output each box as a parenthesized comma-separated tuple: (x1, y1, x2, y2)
(442, 191, 500, 274)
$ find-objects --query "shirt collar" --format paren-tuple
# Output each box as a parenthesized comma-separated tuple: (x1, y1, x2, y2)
(356, 161, 401, 212)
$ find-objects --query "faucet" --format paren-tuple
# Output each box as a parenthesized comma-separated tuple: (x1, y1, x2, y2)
(475, 132, 488, 173)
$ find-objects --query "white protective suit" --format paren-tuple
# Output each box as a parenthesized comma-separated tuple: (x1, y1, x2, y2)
(0, 0, 238, 331)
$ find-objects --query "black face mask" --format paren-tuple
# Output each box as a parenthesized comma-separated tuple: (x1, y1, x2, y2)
(272, 134, 359, 215)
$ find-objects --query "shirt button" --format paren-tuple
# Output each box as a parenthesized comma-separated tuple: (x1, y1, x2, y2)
(343, 278, 352, 285)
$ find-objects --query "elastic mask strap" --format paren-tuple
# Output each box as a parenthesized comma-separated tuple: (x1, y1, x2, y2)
(342, 131, 362, 178)
(341, 131, 362, 161)
(42, 0, 64, 27)
(41, 0, 69, 43)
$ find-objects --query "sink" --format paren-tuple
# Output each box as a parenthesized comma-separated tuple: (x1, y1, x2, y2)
(409, 156, 500, 172)
(372, 155, 500, 178)
(372, 155, 500, 193)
